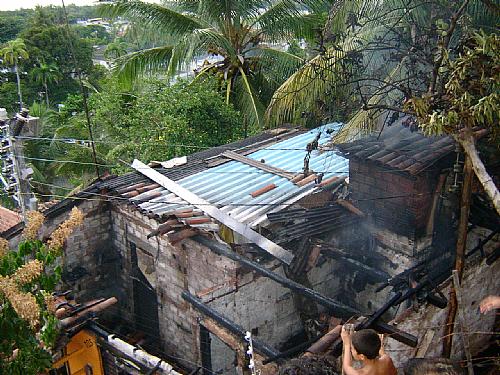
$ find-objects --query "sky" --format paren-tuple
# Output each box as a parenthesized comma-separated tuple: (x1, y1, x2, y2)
(0, 0, 98, 11)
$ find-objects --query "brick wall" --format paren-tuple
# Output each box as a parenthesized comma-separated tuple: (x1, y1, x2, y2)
(110, 204, 346, 373)
(7, 199, 123, 309)
(110, 205, 242, 370)
(349, 159, 438, 238)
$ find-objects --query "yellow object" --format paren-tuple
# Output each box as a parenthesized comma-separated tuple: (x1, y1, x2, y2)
(219, 224, 234, 244)
(52, 330, 104, 375)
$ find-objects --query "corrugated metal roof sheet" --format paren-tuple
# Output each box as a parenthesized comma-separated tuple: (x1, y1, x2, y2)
(131, 123, 349, 228)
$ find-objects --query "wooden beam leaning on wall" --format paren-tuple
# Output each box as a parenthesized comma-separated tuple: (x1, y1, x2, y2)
(181, 291, 281, 359)
(201, 317, 279, 375)
(193, 235, 418, 348)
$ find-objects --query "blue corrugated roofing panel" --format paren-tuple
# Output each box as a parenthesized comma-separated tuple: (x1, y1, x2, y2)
(136, 123, 348, 227)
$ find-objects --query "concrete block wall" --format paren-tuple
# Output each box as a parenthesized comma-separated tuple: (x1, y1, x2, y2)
(206, 255, 343, 367)
(110, 205, 241, 370)
(6, 199, 122, 305)
(61, 200, 121, 304)
(110, 205, 347, 372)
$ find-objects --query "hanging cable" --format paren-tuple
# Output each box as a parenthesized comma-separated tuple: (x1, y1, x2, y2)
(60, 0, 100, 178)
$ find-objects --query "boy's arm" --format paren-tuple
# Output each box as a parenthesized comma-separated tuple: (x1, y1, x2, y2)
(378, 334, 386, 356)
(341, 326, 359, 375)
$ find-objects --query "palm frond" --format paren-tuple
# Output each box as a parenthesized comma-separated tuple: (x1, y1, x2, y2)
(255, 47, 304, 79)
(167, 37, 193, 77)
(255, 1, 326, 40)
(265, 46, 349, 127)
(192, 28, 237, 58)
(99, 0, 206, 37)
(235, 67, 265, 129)
(466, 0, 499, 31)
(332, 60, 409, 143)
(113, 46, 174, 85)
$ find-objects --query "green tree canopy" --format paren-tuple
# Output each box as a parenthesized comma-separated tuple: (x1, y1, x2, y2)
(30, 62, 63, 107)
(100, 0, 331, 129)
(267, 0, 497, 133)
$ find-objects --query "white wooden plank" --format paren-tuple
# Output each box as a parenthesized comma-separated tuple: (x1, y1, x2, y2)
(132, 159, 294, 265)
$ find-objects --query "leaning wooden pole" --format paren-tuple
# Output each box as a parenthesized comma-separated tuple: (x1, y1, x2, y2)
(443, 155, 473, 357)
(194, 235, 418, 347)
(459, 133, 500, 215)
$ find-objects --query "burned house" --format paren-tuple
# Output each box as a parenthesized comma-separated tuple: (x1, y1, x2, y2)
(3, 123, 499, 373)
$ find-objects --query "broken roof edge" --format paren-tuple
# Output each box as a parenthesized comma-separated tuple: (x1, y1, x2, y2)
(131, 159, 295, 265)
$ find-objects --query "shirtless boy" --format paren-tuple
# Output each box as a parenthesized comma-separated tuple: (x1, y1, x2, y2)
(341, 326, 397, 375)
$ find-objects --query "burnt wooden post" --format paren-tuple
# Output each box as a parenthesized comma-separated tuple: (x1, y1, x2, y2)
(452, 271, 474, 375)
(194, 235, 418, 347)
(443, 155, 473, 357)
(182, 291, 281, 359)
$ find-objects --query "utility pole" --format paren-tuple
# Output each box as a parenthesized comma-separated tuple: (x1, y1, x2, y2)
(0, 107, 38, 219)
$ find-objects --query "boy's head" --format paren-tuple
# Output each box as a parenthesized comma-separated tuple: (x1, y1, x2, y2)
(351, 329, 381, 360)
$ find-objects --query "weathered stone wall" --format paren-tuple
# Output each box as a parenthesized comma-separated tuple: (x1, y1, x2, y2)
(204, 255, 343, 373)
(384, 227, 500, 370)
(109, 204, 348, 373)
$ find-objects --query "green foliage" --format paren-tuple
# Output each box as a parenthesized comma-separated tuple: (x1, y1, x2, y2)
(21, 25, 94, 76)
(410, 31, 499, 143)
(74, 25, 112, 45)
(0, 82, 23, 114)
(268, 0, 499, 134)
(91, 77, 245, 173)
(287, 40, 307, 60)
(0, 16, 26, 44)
(100, 0, 329, 128)
(0, 240, 61, 374)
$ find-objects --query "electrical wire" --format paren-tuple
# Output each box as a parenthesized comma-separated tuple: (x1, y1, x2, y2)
(26, 180, 435, 207)
(14, 135, 329, 151)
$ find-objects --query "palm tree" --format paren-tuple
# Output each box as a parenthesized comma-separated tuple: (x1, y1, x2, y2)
(30, 62, 62, 108)
(266, 0, 496, 138)
(0, 38, 29, 111)
(100, 0, 330, 129)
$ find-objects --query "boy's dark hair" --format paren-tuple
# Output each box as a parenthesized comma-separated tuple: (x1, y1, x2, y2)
(403, 358, 465, 375)
(351, 329, 381, 359)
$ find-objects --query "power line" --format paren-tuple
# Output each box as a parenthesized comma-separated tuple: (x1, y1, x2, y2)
(60, 0, 100, 178)
(26, 180, 435, 207)
(23, 154, 350, 174)
(20, 155, 115, 167)
(14, 135, 335, 151)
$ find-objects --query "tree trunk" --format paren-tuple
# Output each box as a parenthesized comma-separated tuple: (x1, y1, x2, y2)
(458, 134, 500, 215)
(14, 62, 23, 111)
(44, 81, 49, 108)
(443, 155, 473, 357)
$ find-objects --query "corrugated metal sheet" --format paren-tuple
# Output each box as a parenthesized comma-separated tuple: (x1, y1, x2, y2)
(134, 123, 349, 227)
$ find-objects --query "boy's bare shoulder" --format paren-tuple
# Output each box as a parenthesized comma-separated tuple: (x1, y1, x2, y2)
(380, 354, 398, 374)
(357, 356, 397, 375)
